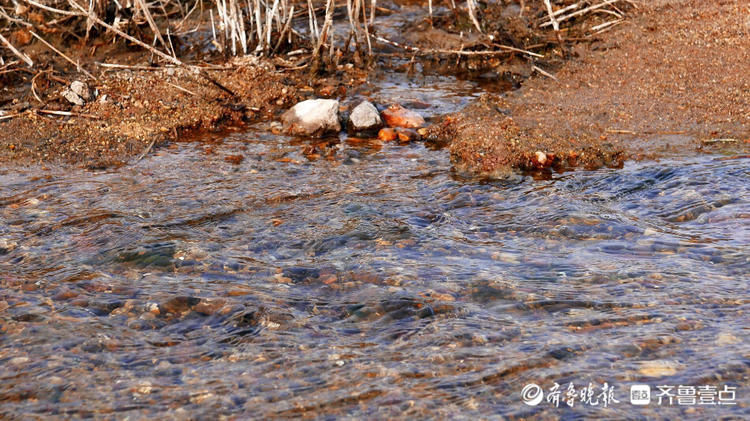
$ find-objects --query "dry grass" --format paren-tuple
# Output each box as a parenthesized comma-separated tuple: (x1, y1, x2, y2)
(1, 0, 350, 65)
(0, 0, 635, 70)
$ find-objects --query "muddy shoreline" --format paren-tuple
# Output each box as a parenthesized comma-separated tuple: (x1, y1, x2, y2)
(432, 0, 750, 175)
(1, 0, 748, 172)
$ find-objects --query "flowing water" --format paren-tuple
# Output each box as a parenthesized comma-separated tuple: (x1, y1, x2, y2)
(1, 70, 748, 419)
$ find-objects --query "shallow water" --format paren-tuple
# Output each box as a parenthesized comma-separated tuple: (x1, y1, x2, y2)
(1, 111, 747, 418)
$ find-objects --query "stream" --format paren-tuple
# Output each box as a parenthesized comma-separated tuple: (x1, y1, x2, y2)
(1, 62, 749, 418)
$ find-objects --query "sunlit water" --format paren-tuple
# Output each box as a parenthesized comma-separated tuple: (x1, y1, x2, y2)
(1, 116, 747, 418)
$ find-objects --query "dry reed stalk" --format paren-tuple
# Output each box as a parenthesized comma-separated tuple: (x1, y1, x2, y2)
(590, 18, 623, 32)
(312, 0, 334, 63)
(0, 113, 22, 121)
(466, 0, 482, 33)
(30, 70, 47, 103)
(428, 0, 432, 26)
(590, 19, 624, 35)
(307, 0, 320, 45)
(134, 0, 169, 52)
(37, 109, 100, 118)
(360, 0, 371, 56)
(22, 0, 76, 16)
(543, 0, 564, 53)
(347, 0, 360, 52)
(165, 81, 198, 96)
(273, 5, 294, 53)
(67, 0, 185, 66)
(539, 2, 581, 22)
(543, 0, 560, 32)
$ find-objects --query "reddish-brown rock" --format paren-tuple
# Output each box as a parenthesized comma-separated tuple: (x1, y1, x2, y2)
(381, 104, 425, 129)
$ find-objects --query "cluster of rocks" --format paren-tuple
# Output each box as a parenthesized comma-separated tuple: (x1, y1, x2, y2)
(280, 99, 427, 142)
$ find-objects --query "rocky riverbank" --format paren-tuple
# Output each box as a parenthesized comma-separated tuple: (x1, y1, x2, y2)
(1, 0, 747, 173)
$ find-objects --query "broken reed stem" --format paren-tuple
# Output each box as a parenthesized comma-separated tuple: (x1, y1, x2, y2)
(543, 0, 564, 54)
(466, 0, 482, 33)
(29, 31, 96, 79)
(347, 0, 360, 52)
(165, 81, 198, 96)
(136, 138, 157, 161)
(539, 2, 581, 22)
(37, 109, 100, 118)
(0, 113, 22, 121)
(540, 0, 623, 28)
(532, 64, 558, 81)
(0, 34, 33, 67)
(590, 19, 623, 33)
(543, 0, 560, 32)
(264, 0, 282, 54)
(307, 0, 320, 45)
(30, 70, 48, 103)
(375, 35, 542, 58)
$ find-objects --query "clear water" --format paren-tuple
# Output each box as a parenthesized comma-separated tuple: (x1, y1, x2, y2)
(1, 118, 747, 418)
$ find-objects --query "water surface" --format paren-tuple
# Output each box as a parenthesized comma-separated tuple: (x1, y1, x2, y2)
(1, 121, 747, 418)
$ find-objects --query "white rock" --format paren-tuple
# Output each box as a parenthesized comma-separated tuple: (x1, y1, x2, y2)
(281, 99, 341, 137)
(348, 101, 382, 133)
(535, 151, 547, 165)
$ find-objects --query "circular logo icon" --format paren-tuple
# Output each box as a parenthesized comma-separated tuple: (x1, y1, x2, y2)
(522, 383, 544, 406)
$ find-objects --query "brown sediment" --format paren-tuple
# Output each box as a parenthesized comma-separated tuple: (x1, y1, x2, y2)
(439, 0, 750, 176)
(427, 95, 625, 177)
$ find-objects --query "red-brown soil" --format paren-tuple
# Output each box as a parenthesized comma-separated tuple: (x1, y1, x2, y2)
(0, 59, 297, 168)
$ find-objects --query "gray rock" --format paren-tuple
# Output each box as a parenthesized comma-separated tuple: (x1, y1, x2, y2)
(348, 101, 382, 133)
(62, 80, 91, 106)
(281, 99, 341, 137)
(62, 89, 85, 106)
(70, 81, 91, 101)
